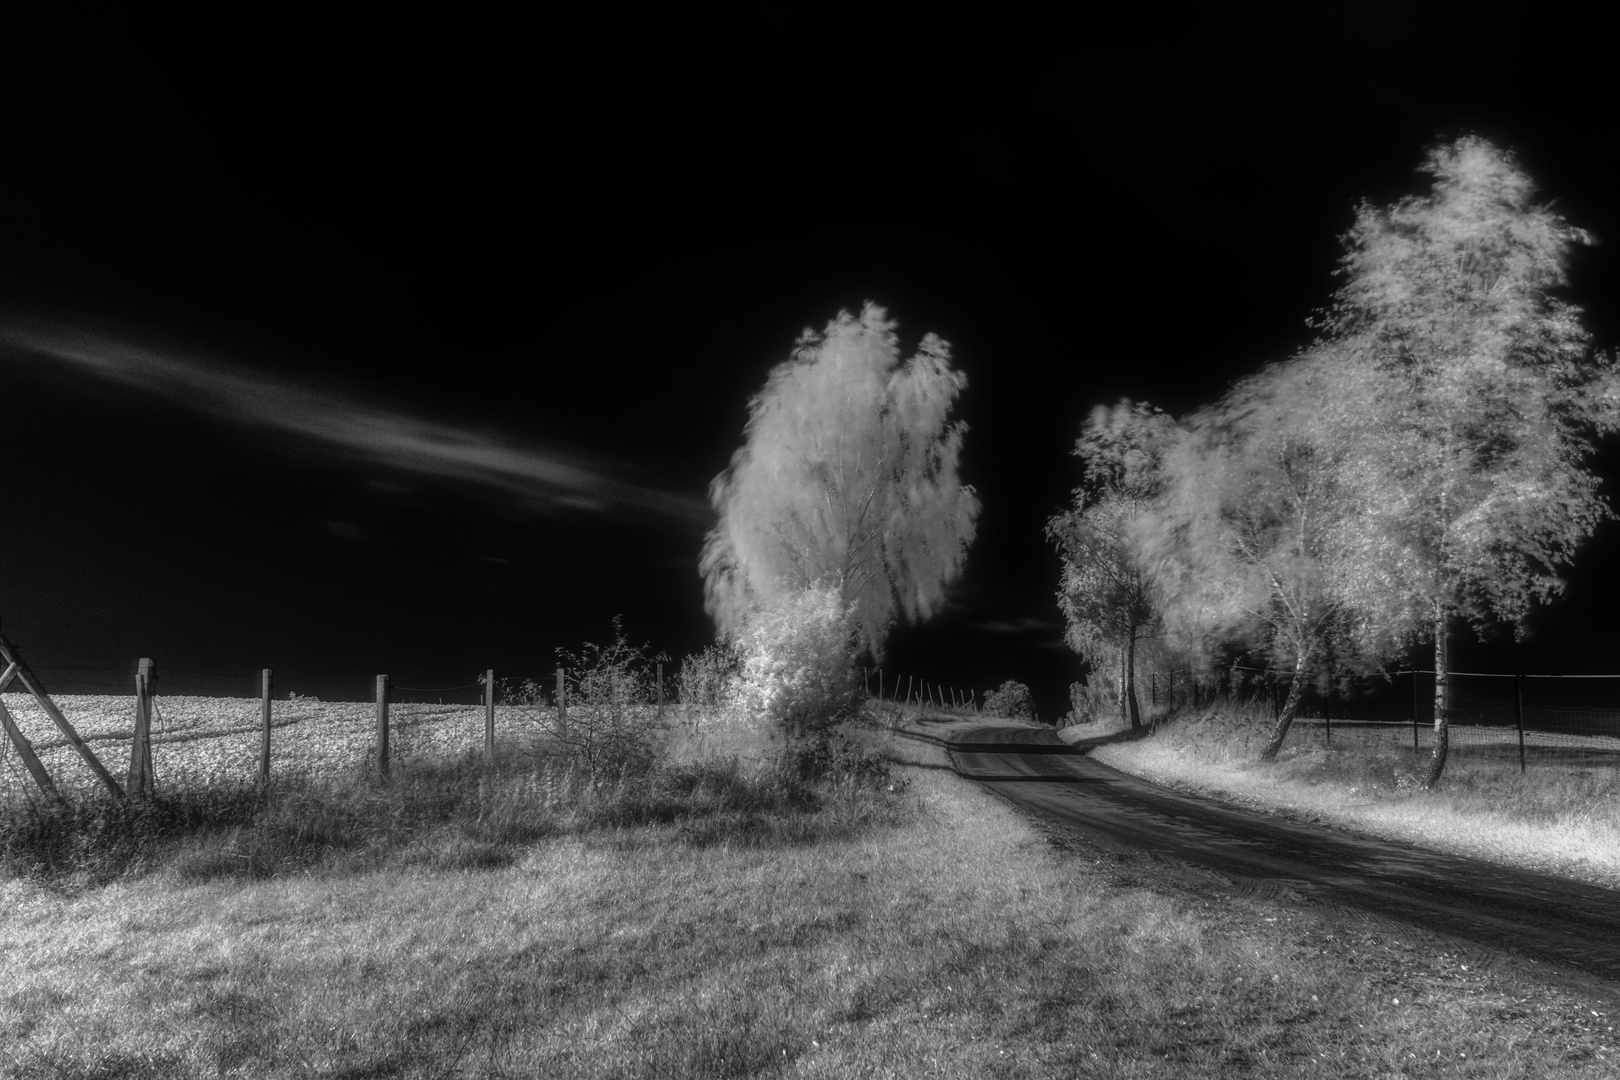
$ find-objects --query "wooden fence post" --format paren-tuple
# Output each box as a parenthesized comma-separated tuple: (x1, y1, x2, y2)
(906, 675, 913, 708)
(376, 674, 390, 779)
(557, 668, 568, 737)
(128, 658, 156, 799)
(260, 668, 272, 783)
(485, 668, 496, 765)
(1515, 673, 1526, 774)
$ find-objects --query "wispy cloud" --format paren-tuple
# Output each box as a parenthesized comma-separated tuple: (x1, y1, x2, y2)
(1, 321, 711, 529)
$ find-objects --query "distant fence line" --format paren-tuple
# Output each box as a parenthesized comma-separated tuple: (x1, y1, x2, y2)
(12, 652, 1620, 802)
(1085, 663, 1620, 770)
(860, 668, 984, 715)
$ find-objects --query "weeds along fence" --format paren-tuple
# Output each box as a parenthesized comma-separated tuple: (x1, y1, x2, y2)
(0, 657, 680, 804)
(1152, 665, 1620, 771)
(0, 652, 1013, 804)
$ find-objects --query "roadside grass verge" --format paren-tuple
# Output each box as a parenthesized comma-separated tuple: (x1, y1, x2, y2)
(4, 725, 1620, 1077)
(0, 731, 906, 892)
(1086, 698, 1620, 889)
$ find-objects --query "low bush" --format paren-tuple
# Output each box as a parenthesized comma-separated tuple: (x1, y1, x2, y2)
(676, 640, 741, 709)
(727, 585, 863, 740)
(983, 679, 1035, 721)
(500, 615, 668, 777)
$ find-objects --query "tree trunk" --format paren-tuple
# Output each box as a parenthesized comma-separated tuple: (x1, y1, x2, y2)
(1258, 644, 1310, 761)
(1118, 644, 1128, 724)
(1423, 608, 1450, 789)
(1124, 629, 1142, 729)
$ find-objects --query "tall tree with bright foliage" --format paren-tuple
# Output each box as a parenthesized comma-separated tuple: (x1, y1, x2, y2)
(1316, 135, 1619, 787)
(701, 302, 979, 663)
(1145, 350, 1360, 758)
(1047, 400, 1175, 728)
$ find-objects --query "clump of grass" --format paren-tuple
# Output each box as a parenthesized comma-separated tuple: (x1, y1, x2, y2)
(0, 729, 909, 891)
(1095, 696, 1620, 887)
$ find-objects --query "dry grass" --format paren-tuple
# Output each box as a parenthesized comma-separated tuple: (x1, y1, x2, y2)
(3, 716, 1620, 1076)
(1087, 698, 1620, 890)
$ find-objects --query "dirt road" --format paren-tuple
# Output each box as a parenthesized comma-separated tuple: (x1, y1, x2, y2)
(930, 721, 1620, 983)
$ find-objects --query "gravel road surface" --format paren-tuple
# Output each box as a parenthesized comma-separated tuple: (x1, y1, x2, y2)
(924, 720, 1620, 984)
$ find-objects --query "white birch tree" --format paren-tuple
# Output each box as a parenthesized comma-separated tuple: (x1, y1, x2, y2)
(700, 302, 979, 663)
(1144, 350, 1360, 757)
(1316, 136, 1620, 788)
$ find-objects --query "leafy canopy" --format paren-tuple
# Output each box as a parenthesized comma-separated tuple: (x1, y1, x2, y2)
(701, 302, 979, 661)
(1315, 135, 1620, 650)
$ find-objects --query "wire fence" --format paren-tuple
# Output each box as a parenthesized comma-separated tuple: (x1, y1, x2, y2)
(0, 656, 694, 803)
(1121, 664, 1620, 770)
(0, 652, 1009, 801)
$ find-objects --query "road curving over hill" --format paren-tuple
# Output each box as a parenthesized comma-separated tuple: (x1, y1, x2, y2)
(919, 720, 1620, 984)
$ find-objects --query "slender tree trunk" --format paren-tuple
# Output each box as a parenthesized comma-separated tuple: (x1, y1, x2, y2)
(1258, 642, 1311, 761)
(1423, 607, 1450, 789)
(1124, 628, 1141, 729)
(1118, 644, 1128, 724)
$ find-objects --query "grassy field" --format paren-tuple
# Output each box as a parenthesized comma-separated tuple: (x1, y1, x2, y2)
(3, 702, 1620, 1076)
(1081, 698, 1620, 891)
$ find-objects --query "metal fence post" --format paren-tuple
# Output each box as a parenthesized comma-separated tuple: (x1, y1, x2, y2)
(1515, 673, 1526, 774)
(1412, 669, 1420, 753)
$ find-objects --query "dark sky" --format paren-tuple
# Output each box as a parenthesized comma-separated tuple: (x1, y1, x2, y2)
(3, 17, 1619, 716)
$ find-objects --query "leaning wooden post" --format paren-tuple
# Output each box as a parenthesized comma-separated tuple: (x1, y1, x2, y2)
(484, 668, 496, 765)
(0, 631, 124, 800)
(128, 658, 156, 799)
(0, 661, 58, 800)
(259, 668, 272, 783)
(375, 674, 390, 779)
(906, 675, 913, 710)
(1515, 673, 1526, 774)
